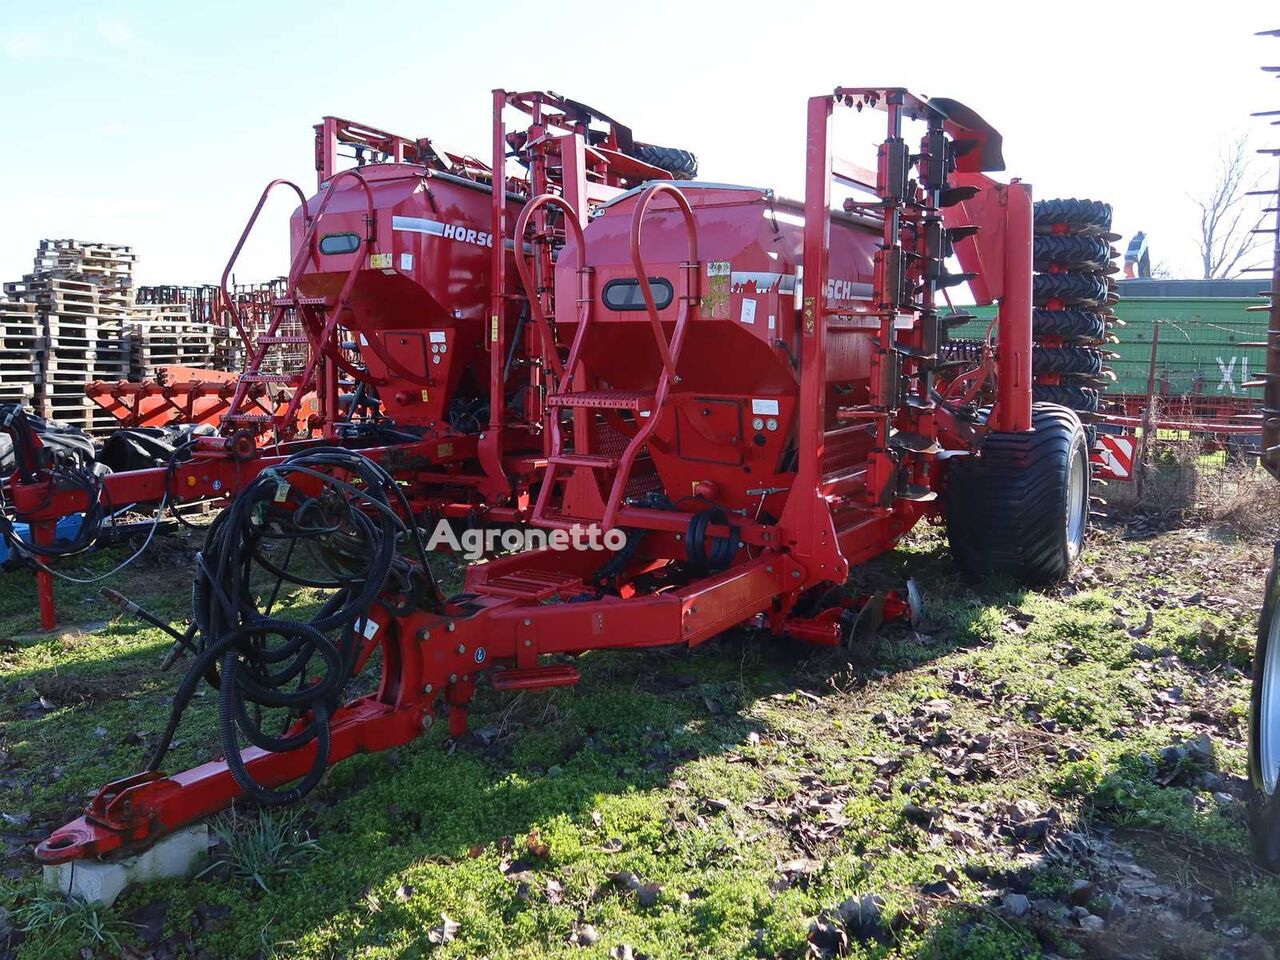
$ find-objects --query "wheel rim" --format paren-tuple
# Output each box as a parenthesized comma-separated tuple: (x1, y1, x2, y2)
(1261, 603, 1280, 796)
(1064, 442, 1087, 558)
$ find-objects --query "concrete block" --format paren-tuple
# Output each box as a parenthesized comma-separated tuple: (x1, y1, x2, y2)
(42, 825, 209, 906)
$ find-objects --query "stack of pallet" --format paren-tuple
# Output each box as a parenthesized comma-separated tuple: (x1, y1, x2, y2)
(0, 299, 40, 408)
(0, 249, 293, 433)
(3, 241, 135, 432)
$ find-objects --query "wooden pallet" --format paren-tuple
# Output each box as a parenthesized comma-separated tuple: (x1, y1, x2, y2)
(1, 239, 143, 428)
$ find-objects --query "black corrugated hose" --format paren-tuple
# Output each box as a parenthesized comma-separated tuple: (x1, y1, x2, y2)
(146, 448, 440, 805)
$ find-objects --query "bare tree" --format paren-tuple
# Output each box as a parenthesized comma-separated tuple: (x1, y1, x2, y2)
(1194, 136, 1268, 279)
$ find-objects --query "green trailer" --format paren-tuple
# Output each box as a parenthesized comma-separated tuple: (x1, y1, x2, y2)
(971, 278, 1268, 400)
(1108, 279, 1268, 397)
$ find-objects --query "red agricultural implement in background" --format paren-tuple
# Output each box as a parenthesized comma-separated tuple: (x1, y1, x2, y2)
(36, 86, 1098, 866)
(1, 91, 696, 630)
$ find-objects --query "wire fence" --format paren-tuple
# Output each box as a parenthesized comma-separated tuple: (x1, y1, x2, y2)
(1104, 400, 1279, 537)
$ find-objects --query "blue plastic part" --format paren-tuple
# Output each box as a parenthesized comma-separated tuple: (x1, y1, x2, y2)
(0, 513, 85, 565)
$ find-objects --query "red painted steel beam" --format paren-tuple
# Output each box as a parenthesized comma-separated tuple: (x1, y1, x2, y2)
(992, 181, 1034, 432)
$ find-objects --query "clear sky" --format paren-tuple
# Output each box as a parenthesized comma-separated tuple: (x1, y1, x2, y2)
(0, 0, 1277, 287)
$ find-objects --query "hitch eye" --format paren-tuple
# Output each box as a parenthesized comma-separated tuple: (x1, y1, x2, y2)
(603, 277, 673, 311)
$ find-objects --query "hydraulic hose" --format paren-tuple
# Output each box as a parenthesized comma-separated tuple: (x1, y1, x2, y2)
(147, 448, 440, 805)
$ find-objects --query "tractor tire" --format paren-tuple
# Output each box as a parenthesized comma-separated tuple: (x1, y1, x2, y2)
(1033, 197, 1113, 234)
(631, 144, 699, 180)
(1033, 309, 1108, 343)
(1250, 543, 1280, 871)
(1034, 272, 1110, 307)
(944, 403, 1090, 585)
(1033, 234, 1112, 272)
(1032, 383, 1100, 413)
(1033, 345, 1104, 378)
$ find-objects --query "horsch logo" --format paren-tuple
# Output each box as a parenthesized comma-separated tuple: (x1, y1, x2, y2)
(440, 223, 493, 248)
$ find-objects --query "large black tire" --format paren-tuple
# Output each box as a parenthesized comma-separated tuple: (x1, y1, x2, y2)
(1034, 272, 1109, 307)
(1033, 198, 1113, 234)
(1033, 345, 1104, 377)
(1249, 543, 1280, 871)
(1033, 383, 1100, 413)
(944, 403, 1090, 585)
(631, 144, 698, 180)
(1033, 309, 1108, 343)
(1033, 234, 1113, 272)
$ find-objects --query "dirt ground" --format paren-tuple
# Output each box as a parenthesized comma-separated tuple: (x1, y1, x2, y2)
(1, 517, 1280, 959)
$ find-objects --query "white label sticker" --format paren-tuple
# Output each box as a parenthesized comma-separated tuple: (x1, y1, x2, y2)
(399, 252, 414, 270)
(740, 298, 757, 325)
(707, 261, 731, 277)
(429, 330, 447, 343)
(273, 481, 290, 503)
(381, 268, 397, 276)
(361, 619, 379, 640)
(751, 398, 780, 416)
(768, 314, 776, 331)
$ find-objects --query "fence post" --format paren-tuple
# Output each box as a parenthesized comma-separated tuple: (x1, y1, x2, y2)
(1135, 320, 1161, 500)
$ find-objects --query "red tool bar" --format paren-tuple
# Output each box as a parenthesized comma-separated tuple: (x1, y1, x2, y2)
(992, 181, 1034, 432)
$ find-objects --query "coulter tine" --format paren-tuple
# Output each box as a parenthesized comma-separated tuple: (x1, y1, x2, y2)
(937, 185, 980, 208)
(889, 431, 942, 454)
(929, 271, 977, 289)
(892, 341, 936, 360)
(896, 482, 938, 503)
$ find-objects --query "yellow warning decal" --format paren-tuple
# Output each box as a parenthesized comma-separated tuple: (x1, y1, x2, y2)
(420, 390, 430, 402)
(438, 443, 454, 457)
(369, 253, 392, 269)
(490, 315, 500, 342)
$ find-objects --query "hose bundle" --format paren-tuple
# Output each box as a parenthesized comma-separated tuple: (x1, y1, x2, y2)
(148, 448, 440, 804)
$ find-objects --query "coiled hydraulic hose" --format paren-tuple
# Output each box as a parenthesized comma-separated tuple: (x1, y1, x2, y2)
(147, 448, 440, 804)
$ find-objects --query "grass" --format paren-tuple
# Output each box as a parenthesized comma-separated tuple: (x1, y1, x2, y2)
(1, 520, 1279, 957)
(200, 809, 322, 893)
(11, 891, 137, 956)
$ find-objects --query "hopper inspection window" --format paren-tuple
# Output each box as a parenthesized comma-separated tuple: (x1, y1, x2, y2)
(602, 277, 674, 311)
(319, 232, 362, 255)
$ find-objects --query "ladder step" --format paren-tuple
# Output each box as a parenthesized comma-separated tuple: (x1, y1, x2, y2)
(549, 453, 620, 470)
(480, 569, 583, 601)
(489, 664, 581, 692)
(535, 510, 606, 530)
(547, 390, 653, 411)
(258, 335, 311, 344)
